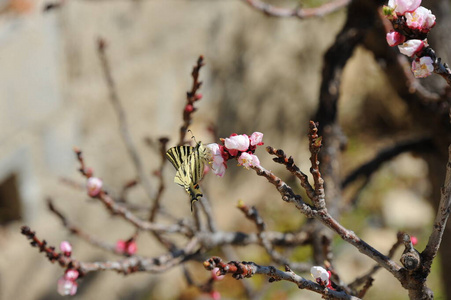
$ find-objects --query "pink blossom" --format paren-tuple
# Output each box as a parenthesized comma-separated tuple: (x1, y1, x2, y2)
(405, 6, 436, 32)
(412, 56, 434, 78)
(211, 267, 225, 281)
(210, 291, 221, 300)
(238, 152, 260, 169)
(310, 266, 330, 286)
(388, 0, 421, 15)
(249, 132, 264, 146)
(398, 39, 424, 57)
(386, 30, 406, 47)
(411, 236, 418, 246)
(206, 143, 227, 177)
(87, 177, 103, 197)
(57, 277, 78, 296)
(224, 134, 249, 152)
(60, 241, 72, 257)
(57, 269, 79, 296)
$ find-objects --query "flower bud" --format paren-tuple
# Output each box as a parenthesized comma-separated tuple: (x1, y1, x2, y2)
(386, 30, 406, 47)
(398, 39, 424, 57)
(224, 134, 250, 152)
(87, 177, 103, 197)
(59, 241, 72, 257)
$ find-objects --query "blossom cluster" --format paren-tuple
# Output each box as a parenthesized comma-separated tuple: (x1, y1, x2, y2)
(384, 0, 436, 78)
(56, 242, 79, 296)
(206, 132, 264, 177)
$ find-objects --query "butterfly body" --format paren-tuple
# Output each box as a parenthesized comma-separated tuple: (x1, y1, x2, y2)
(166, 142, 210, 211)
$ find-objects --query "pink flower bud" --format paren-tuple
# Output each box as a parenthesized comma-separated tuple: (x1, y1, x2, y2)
(194, 93, 203, 100)
(249, 132, 264, 146)
(184, 104, 194, 113)
(116, 240, 126, 253)
(60, 241, 72, 257)
(210, 290, 221, 300)
(87, 177, 103, 197)
(238, 152, 260, 169)
(126, 240, 137, 255)
(412, 56, 434, 78)
(398, 39, 424, 57)
(116, 239, 137, 255)
(64, 269, 79, 281)
(386, 30, 406, 47)
(211, 267, 225, 281)
(411, 236, 418, 246)
(224, 134, 249, 152)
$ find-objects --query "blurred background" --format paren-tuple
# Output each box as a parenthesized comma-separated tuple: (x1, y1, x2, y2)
(0, 0, 444, 299)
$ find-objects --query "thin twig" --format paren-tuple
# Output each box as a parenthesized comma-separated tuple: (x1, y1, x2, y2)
(47, 199, 119, 254)
(204, 257, 359, 299)
(238, 201, 295, 268)
(349, 232, 404, 290)
(250, 163, 403, 280)
(149, 137, 169, 221)
(179, 55, 205, 146)
(342, 137, 433, 189)
(97, 38, 155, 201)
(74, 148, 193, 235)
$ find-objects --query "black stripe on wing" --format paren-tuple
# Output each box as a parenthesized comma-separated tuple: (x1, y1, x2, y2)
(166, 146, 194, 170)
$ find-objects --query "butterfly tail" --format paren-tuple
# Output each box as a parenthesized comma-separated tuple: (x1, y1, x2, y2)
(187, 184, 203, 212)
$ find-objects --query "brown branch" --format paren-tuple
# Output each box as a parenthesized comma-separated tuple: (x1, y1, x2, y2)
(21, 225, 200, 275)
(266, 146, 316, 201)
(149, 137, 169, 221)
(250, 164, 313, 216)
(179, 55, 205, 146)
(80, 237, 200, 275)
(204, 257, 359, 299)
(242, 0, 351, 19)
(237, 201, 309, 270)
(308, 121, 326, 209)
(250, 163, 403, 280)
(97, 37, 155, 201)
(342, 137, 433, 188)
(422, 145, 451, 271)
(349, 231, 404, 291)
(74, 147, 193, 235)
(20, 226, 70, 267)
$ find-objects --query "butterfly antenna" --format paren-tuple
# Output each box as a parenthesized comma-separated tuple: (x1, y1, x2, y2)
(188, 129, 198, 144)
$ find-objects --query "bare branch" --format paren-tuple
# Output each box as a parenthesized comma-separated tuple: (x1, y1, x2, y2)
(97, 38, 156, 201)
(204, 257, 359, 299)
(179, 56, 205, 146)
(47, 199, 119, 254)
(422, 145, 451, 270)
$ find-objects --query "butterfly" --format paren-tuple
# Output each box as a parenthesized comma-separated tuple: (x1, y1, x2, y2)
(166, 141, 210, 211)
